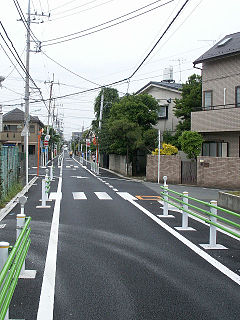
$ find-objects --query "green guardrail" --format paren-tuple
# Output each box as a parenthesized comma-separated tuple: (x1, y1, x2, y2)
(0, 217, 31, 320)
(160, 186, 240, 239)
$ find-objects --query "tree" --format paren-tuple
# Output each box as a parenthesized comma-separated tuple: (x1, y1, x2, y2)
(178, 131, 203, 159)
(106, 94, 159, 157)
(92, 87, 119, 132)
(173, 74, 202, 141)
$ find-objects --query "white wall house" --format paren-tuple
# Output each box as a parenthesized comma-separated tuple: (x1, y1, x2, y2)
(136, 80, 182, 134)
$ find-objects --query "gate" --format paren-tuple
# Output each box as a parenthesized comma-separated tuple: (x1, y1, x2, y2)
(181, 160, 197, 185)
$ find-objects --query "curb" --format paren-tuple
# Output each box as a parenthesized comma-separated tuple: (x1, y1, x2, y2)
(0, 176, 38, 222)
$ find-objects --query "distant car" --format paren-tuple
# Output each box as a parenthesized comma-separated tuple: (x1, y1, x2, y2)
(69, 151, 73, 158)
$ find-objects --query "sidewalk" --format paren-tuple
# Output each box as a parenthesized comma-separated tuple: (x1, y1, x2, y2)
(143, 181, 223, 203)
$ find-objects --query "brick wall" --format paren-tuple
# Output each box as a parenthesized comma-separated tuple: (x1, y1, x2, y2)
(146, 155, 181, 184)
(197, 157, 240, 189)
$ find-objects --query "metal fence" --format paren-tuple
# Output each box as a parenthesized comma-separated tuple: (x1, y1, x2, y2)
(0, 146, 20, 200)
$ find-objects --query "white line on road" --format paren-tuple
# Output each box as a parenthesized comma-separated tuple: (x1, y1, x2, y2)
(95, 192, 112, 200)
(37, 156, 63, 320)
(117, 194, 240, 286)
(72, 192, 87, 200)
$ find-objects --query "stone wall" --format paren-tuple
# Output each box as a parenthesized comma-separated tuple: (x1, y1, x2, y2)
(109, 154, 132, 176)
(197, 157, 240, 189)
(146, 155, 181, 184)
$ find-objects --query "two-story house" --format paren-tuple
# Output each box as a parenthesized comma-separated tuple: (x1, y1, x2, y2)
(0, 108, 44, 166)
(136, 77, 182, 135)
(191, 32, 240, 157)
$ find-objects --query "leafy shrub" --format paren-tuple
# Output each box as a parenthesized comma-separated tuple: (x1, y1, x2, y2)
(152, 143, 178, 155)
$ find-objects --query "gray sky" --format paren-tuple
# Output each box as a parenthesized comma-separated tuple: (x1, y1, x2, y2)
(0, 0, 239, 139)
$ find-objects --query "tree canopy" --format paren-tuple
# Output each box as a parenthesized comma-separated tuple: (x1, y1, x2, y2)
(178, 131, 203, 159)
(174, 74, 202, 133)
(92, 87, 119, 132)
(105, 93, 159, 156)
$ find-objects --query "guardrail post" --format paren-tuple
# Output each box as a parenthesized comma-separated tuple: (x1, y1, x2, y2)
(16, 213, 26, 273)
(0, 241, 10, 320)
(175, 192, 196, 231)
(200, 200, 227, 250)
(163, 185, 169, 216)
(36, 171, 51, 209)
(209, 200, 217, 246)
(50, 165, 53, 181)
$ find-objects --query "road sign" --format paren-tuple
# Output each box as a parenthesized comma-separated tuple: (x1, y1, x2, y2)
(45, 134, 50, 141)
(44, 141, 49, 147)
(86, 139, 90, 146)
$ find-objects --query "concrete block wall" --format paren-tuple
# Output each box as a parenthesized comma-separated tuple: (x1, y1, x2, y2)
(197, 156, 240, 189)
(146, 155, 181, 184)
(109, 154, 132, 176)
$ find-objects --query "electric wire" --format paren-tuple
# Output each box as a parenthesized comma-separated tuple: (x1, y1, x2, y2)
(50, 0, 115, 21)
(129, 0, 191, 79)
(0, 21, 49, 112)
(42, 0, 174, 46)
(52, 0, 107, 15)
(51, 0, 97, 12)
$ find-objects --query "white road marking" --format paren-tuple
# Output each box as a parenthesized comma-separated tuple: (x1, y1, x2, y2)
(66, 165, 71, 168)
(72, 192, 87, 200)
(116, 192, 137, 201)
(0, 224, 6, 229)
(70, 176, 89, 179)
(118, 195, 240, 286)
(95, 192, 112, 200)
(37, 156, 63, 319)
(113, 188, 118, 192)
(49, 192, 62, 200)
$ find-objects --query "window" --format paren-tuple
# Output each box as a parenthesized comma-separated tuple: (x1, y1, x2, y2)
(235, 86, 240, 107)
(202, 142, 228, 157)
(29, 145, 35, 155)
(3, 125, 17, 132)
(203, 91, 212, 109)
(29, 125, 35, 133)
(158, 105, 168, 119)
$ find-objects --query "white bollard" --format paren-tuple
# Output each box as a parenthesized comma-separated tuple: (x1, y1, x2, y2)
(42, 178, 46, 206)
(163, 176, 167, 186)
(50, 166, 53, 181)
(175, 192, 195, 231)
(200, 200, 227, 250)
(209, 200, 217, 246)
(163, 185, 169, 216)
(182, 191, 189, 228)
(16, 214, 26, 273)
(0, 241, 10, 320)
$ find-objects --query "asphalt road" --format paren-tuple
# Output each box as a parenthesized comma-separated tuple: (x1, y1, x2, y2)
(1, 152, 240, 319)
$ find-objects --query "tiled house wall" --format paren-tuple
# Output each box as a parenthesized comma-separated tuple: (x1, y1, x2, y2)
(202, 55, 240, 106)
(197, 156, 240, 189)
(146, 155, 181, 183)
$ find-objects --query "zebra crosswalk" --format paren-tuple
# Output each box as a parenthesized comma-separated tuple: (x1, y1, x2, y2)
(71, 191, 136, 201)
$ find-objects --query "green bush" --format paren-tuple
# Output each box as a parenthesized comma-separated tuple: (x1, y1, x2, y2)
(178, 131, 203, 159)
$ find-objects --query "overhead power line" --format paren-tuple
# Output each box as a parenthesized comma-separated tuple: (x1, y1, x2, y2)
(42, 0, 174, 47)
(50, 0, 115, 21)
(129, 0, 190, 79)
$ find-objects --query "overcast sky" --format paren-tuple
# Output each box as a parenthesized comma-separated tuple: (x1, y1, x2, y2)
(0, 0, 239, 139)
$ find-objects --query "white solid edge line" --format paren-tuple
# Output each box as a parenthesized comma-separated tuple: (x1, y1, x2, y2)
(128, 199, 240, 286)
(37, 155, 63, 320)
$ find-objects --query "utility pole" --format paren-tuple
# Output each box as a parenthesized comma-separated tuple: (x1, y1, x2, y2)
(97, 89, 104, 166)
(23, 0, 31, 186)
(157, 129, 161, 184)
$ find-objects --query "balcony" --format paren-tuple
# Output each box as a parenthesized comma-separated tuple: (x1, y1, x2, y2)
(191, 107, 240, 132)
(0, 131, 22, 143)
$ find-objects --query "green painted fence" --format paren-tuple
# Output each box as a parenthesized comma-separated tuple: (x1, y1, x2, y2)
(0, 217, 31, 319)
(0, 146, 19, 200)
